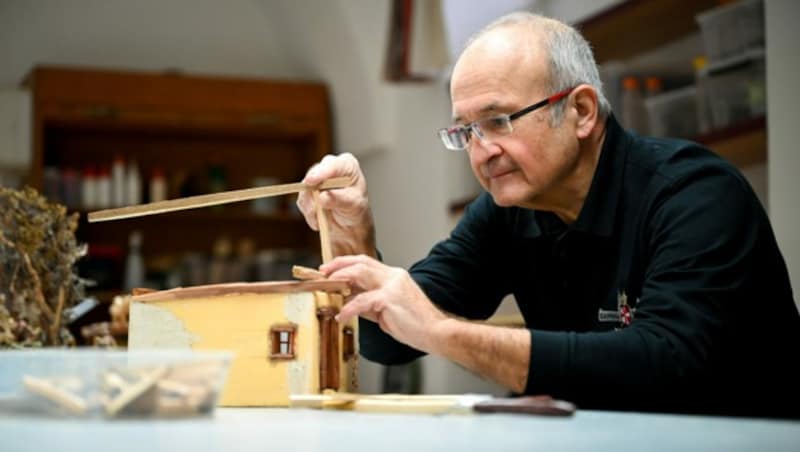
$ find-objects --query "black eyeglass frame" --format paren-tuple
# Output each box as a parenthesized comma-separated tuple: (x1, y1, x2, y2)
(438, 86, 576, 151)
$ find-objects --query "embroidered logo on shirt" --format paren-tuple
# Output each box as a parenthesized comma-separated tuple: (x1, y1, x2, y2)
(598, 290, 637, 327)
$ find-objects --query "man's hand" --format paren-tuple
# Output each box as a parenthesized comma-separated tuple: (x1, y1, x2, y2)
(322, 254, 530, 392)
(320, 254, 447, 352)
(297, 153, 377, 257)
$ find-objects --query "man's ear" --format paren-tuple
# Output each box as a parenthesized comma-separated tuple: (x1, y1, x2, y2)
(571, 84, 599, 139)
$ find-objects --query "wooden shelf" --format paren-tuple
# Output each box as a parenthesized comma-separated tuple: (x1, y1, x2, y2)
(27, 66, 332, 270)
(576, 0, 719, 64)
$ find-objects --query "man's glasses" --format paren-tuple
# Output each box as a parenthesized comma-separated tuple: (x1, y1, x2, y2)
(438, 87, 575, 151)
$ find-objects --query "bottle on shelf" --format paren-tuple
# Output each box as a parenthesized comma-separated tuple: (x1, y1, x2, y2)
(96, 166, 111, 208)
(81, 165, 97, 209)
(208, 236, 233, 284)
(123, 231, 144, 292)
(111, 155, 126, 207)
(126, 160, 142, 205)
(693, 56, 712, 134)
(644, 76, 663, 97)
(149, 167, 167, 203)
(620, 76, 649, 135)
(42, 167, 61, 203)
(61, 168, 81, 210)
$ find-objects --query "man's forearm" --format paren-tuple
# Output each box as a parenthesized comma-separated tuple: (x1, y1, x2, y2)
(427, 318, 531, 394)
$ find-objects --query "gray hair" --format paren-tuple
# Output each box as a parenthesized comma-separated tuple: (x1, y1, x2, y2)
(466, 12, 611, 125)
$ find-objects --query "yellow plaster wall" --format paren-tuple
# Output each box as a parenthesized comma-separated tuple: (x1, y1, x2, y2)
(139, 292, 317, 406)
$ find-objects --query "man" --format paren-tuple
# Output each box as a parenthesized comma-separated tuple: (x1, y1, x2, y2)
(296, 12, 800, 417)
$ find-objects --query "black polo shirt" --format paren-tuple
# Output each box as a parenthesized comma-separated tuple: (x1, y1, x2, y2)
(360, 114, 800, 417)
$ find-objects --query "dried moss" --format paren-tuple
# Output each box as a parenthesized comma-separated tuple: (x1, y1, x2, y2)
(0, 186, 86, 346)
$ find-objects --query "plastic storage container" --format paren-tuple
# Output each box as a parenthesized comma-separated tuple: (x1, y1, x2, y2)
(644, 85, 699, 139)
(696, 0, 764, 62)
(698, 52, 765, 130)
(620, 76, 649, 135)
(0, 349, 231, 419)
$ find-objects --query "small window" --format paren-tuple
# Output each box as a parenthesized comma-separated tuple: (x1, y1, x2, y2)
(269, 324, 297, 360)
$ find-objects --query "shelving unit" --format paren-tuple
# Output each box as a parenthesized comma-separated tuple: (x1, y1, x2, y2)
(577, 0, 766, 168)
(25, 66, 332, 296)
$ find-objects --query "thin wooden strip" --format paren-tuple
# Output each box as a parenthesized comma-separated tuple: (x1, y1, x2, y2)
(88, 176, 352, 223)
(105, 366, 168, 416)
(313, 190, 333, 264)
(22, 375, 88, 415)
(289, 393, 487, 414)
(130, 280, 351, 303)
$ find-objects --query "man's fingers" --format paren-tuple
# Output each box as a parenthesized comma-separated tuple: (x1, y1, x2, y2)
(320, 254, 373, 273)
(337, 291, 383, 324)
(321, 255, 384, 290)
(295, 191, 319, 230)
(303, 154, 345, 186)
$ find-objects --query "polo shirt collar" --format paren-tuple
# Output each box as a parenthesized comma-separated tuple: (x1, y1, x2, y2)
(570, 114, 627, 237)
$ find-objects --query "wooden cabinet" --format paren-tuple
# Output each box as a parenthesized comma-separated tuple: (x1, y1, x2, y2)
(25, 66, 332, 293)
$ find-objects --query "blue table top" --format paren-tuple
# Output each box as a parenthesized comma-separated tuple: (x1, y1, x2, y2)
(2, 407, 799, 452)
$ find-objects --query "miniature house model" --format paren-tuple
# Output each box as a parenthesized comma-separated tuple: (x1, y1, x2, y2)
(128, 279, 357, 406)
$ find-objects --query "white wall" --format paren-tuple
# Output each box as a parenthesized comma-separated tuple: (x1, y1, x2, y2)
(0, 0, 301, 86)
(766, 0, 800, 310)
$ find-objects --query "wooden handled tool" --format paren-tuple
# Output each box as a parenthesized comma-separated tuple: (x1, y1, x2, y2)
(290, 392, 576, 416)
(87, 176, 352, 222)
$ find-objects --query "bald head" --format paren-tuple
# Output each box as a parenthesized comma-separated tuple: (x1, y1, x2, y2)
(451, 12, 611, 124)
(451, 23, 546, 105)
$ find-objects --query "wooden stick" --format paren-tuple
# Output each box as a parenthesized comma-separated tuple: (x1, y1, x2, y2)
(313, 190, 333, 264)
(105, 366, 167, 416)
(88, 176, 352, 223)
(292, 265, 325, 281)
(49, 286, 65, 341)
(289, 392, 490, 414)
(23, 375, 88, 415)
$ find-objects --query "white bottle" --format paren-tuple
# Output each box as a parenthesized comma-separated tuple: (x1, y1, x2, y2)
(126, 160, 142, 205)
(81, 166, 97, 209)
(124, 231, 144, 292)
(96, 167, 112, 209)
(111, 155, 126, 207)
(620, 76, 648, 135)
(149, 168, 167, 202)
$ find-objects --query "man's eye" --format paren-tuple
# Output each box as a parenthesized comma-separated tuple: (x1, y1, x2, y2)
(482, 117, 508, 132)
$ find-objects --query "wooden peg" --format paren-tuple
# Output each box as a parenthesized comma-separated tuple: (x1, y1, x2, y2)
(22, 375, 88, 415)
(292, 265, 325, 281)
(313, 190, 333, 264)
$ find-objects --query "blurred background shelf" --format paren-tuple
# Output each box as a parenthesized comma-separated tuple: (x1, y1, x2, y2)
(26, 66, 332, 294)
(76, 209, 316, 257)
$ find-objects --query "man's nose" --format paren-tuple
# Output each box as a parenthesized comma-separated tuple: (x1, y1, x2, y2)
(469, 135, 503, 159)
